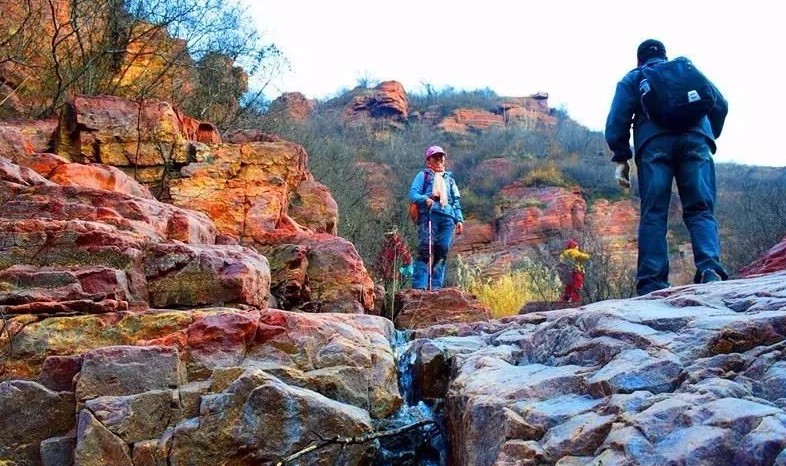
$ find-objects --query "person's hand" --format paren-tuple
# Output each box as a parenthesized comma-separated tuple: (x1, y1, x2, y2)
(455, 222, 464, 236)
(425, 197, 434, 208)
(399, 264, 414, 278)
(615, 161, 631, 188)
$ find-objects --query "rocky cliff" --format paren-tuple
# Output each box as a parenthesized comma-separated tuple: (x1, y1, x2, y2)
(1, 96, 373, 314)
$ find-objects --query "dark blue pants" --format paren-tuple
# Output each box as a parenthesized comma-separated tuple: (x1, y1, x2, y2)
(412, 213, 456, 290)
(635, 133, 725, 295)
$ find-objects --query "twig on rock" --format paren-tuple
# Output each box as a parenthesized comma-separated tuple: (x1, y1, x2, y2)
(274, 419, 436, 465)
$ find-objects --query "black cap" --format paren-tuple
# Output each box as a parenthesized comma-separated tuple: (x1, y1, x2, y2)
(637, 39, 666, 65)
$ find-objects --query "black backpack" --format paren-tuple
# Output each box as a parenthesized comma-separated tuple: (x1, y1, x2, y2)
(638, 57, 716, 131)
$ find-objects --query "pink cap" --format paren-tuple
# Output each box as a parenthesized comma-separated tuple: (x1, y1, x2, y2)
(424, 145, 446, 160)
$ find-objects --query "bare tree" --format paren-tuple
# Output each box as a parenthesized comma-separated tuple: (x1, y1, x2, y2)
(0, 0, 283, 123)
(717, 168, 786, 273)
(579, 228, 637, 302)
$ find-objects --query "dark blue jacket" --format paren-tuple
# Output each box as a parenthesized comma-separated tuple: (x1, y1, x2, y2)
(604, 57, 728, 162)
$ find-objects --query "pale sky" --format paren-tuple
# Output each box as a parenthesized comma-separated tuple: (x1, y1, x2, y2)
(245, 1, 783, 167)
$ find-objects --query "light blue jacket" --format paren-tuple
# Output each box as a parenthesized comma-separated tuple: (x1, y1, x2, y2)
(409, 169, 464, 223)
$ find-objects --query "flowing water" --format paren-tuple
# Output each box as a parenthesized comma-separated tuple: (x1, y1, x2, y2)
(371, 330, 448, 465)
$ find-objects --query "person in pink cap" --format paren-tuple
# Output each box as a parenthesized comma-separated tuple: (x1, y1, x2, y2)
(408, 145, 464, 290)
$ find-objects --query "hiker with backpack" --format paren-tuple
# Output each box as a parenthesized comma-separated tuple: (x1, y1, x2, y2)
(559, 239, 590, 303)
(605, 39, 729, 296)
(408, 145, 464, 290)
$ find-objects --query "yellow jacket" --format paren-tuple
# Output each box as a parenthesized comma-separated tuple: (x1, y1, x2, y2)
(559, 247, 590, 272)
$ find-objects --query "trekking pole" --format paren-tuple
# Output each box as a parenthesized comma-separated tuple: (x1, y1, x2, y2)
(427, 208, 433, 291)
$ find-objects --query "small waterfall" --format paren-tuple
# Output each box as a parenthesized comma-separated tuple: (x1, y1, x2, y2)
(372, 330, 448, 466)
(394, 329, 416, 405)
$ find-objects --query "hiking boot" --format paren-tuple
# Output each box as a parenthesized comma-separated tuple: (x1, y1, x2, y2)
(700, 269, 722, 284)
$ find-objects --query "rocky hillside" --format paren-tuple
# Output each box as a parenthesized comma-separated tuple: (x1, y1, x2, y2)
(269, 80, 708, 290)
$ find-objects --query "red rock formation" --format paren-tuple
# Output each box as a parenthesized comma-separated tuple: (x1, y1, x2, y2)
(4, 119, 58, 153)
(738, 236, 786, 276)
(0, 151, 273, 312)
(177, 114, 222, 145)
(0, 125, 34, 158)
(497, 94, 556, 128)
(57, 96, 190, 166)
(435, 94, 556, 135)
(2, 94, 373, 313)
(438, 109, 505, 134)
(168, 140, 312, 240)
(393, 288, 492, 330)
(290, 179, 338, 234)
(496, 184, 587, 246)
(268, 92, 314, 122)
(48, 162, 156, 200)
(343, 80, 408, 123)
(451, 183, 646, 284)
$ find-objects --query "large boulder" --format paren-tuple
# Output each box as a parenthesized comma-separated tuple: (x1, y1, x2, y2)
(394, 288, 492, 329)
(57, 96, 191, 166)
(0, 308, 403, 465)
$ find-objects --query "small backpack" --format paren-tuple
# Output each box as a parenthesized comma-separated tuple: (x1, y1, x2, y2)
(408, 170, 430, 224)
(638, 57, 716, 131)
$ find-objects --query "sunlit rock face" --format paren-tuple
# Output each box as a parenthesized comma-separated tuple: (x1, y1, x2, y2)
(3, 93, 371, 314)
(343, 80, 409, 124)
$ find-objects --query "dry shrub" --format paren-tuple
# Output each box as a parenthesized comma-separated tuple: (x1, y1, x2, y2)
(455, 257, 561, 318)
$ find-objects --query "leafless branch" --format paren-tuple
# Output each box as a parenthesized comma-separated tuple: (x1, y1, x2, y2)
(274, 419, 436, 465)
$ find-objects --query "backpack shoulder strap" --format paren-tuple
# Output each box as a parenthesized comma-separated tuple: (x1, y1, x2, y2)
(421, 169, 430, 194)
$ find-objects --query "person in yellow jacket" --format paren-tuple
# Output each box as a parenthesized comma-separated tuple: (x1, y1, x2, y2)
(559, 239, 590, 302)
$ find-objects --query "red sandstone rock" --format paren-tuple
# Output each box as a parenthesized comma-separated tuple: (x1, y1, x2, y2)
(495, 184, 587, 246)
(0, 125, 34, 158)
(393, 288, 492, 329)
(58, 96, 190, 166)
(738, 236, 786, 276)
(268, 92, 314, 122)
(177, 114, 222, 144)
(0, 155, 52, 187)
(343, 80, 408, 123)
(12, 152, 68, 178)
(438, 108, 505, 134)
(48, 163, 155, 199)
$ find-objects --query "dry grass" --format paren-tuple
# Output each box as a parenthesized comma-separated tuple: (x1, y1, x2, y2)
(455, 258, 562, 319)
